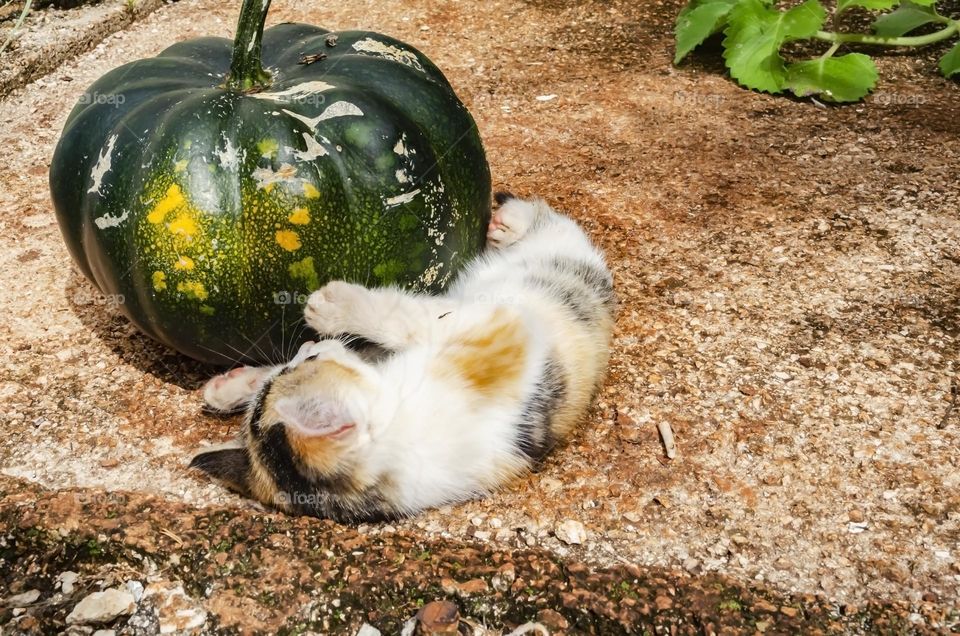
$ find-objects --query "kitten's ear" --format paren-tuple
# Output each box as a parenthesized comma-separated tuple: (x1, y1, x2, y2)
(274, 396, 357, 439)
(494, 191, 516, 206)
(189, 447, 253, 498)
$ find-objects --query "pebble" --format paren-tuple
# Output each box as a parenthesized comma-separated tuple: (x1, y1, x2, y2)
(58, 571, 80, 595)
(66, 588, 136, 625)
(93, 631, 117, 636)
(356, 624, 381, 636)
(416, 599, 460, 634)
(555, 519, 587, 545)
(4, 589, 40, 607)
(125, 580, 144, 602)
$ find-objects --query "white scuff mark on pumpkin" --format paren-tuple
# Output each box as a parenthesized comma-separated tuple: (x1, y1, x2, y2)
(252, 163, 300, 189)
(351, 38, 425, 73)
(94, 209, 129, 230)
(384, 189, 421, 207)
(395, 169, 410, 184)
(281, 101, 364, 132)
(214, 134, 242, 170)
(419, 262, 441, 287)
(393, 133, 414, 157)
(251, 81, 336, 102)
(87, 134, 118, 196)
(293, 133, 328, 161)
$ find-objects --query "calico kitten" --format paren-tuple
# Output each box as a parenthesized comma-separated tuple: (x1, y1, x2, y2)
(190, 194, 615, 521)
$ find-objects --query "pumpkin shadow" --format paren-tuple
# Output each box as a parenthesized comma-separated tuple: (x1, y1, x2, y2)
(66, 268, 214, 391)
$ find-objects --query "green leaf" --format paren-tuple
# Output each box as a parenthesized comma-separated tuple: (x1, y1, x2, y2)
(674, 0, 739, 64)
(872, 1, 939, 37)
(785, 53, 878, 102)
(722, 0, 826, 93)
(940, 41, 960, 77)
(837, 0, 898, 13)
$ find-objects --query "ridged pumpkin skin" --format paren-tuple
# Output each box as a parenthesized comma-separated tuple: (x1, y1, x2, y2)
(50, 24, 490, 365)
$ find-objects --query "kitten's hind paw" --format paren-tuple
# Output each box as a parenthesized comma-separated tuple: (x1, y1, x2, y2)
(203, 366, 270, 414)
(487, 197, 538, 250)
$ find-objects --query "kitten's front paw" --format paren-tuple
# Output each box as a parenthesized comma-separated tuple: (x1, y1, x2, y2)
(487, 197, 538, 249)
(203, 366, 270, 413)
(304, 281, 367, 335)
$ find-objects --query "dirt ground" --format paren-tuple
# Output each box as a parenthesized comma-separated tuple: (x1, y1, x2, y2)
(1, 0, 958, 632)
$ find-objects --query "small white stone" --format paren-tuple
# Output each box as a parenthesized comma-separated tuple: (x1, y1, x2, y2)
(66, 588, 136, 625)
(58, 571, 79, 595)
(125, 580, 144, 602)
(93, 630, 117, 636)
(489, 517, 503, 529)
(357, 624, 381, 636)
(4, 589, 40, 607)
(555, 519, 587, 545)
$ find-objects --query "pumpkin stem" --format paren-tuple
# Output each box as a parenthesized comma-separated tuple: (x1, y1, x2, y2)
(226, 0, 273, 91)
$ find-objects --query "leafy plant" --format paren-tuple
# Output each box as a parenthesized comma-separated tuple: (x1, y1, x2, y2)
(674, 0, 959, 102)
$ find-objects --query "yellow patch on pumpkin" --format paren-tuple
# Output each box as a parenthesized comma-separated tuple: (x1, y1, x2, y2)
(147, 184, 185, 224)
(275, 230, 302, 251)
(257, 138, 279, 158)
(174, 255, 195, 271)
(177, 280, 208, 301)
(152, 271, 167, 291)
(288, 207, 311, 225)
(302, 183, 321, 199)
(168, 213, 198, 239)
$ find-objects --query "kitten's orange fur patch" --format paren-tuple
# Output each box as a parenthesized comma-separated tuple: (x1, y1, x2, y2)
(286, 428, 347, 474)
(441, 309, 527, 395)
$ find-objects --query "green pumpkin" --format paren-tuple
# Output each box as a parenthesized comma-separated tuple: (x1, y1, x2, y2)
(50, 0, 490, 365)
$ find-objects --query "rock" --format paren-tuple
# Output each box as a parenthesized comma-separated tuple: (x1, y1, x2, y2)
(93, 630, 117, 636)
(58, 571, 80, 595)
(536, 608, 569, 630)
(416, 600, 460, 634)
(142, 582, 206, 634)
(125, 581, 144, 602)
(654, 595, 673, 610)
(4, 589, 40, 607)
(555, 519, 587, 545)
(356, 624, 381, 636)
(66, 588, 136, 625)
(780, 606, 799, 618)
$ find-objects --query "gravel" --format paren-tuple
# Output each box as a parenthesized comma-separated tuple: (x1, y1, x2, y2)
(0, 0, 957, 630)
